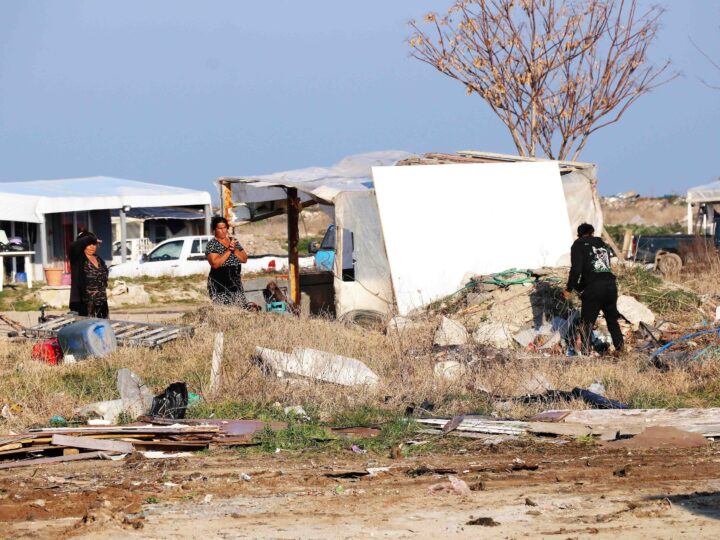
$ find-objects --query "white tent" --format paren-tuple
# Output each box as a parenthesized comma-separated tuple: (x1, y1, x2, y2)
(0, 176, 211, 223)
(0, 176, 212, 266)
(687, 179, 720, 234)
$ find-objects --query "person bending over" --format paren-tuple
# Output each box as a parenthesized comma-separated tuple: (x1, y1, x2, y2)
(563, 223, 623, 355)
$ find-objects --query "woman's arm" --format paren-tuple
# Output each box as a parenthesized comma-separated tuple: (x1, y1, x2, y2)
(233, 246, 248, 263)
(207, 250, 233, 269)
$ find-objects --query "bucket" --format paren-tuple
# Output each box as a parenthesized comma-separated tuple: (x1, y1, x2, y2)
(60, 272, 72, 286)
(44, 267, 63, 287)
(57, 319, 117, 360)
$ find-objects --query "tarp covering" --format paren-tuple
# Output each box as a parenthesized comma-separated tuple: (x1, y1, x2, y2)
(0, 177, 212, 223)
(334, 190, 395, 319)
(372, 162, 573, 315)
(561, 167, 603, 236)
(687, 180, 720, 204)
(223, 151, 413, 205)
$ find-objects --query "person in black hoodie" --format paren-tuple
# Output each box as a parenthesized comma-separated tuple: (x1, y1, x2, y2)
(563, 223, 623, 355)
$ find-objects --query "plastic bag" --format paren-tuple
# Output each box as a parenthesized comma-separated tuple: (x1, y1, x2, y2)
(149, 382, 188, 419)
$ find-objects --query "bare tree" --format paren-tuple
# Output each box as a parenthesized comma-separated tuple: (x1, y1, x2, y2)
(409, 0, 678, 161)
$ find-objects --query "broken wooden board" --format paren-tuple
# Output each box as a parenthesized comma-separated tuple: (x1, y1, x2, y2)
(0, 450, 115, 470)
(51, 434, 134, 454)
(533, 408, 720, 438)
(417, 418, 527, 436)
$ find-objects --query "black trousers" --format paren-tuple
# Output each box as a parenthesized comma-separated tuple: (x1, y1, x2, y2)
(580, 279, 624, 354)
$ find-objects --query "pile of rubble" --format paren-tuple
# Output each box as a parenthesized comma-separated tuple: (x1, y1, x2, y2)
(423, 268, 654, 356)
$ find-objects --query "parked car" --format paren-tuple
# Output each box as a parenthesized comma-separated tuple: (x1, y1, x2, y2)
(631, 229, 720, 274)
(109, 235, 314, 279)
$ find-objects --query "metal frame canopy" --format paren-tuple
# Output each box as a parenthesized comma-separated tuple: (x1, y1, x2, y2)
(217, 151, 413, 306)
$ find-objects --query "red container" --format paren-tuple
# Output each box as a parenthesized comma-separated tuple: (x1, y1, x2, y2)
(32, 338, 64, 365)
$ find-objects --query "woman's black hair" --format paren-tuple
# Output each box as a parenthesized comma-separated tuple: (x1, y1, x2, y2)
(211, 216, 229, 232)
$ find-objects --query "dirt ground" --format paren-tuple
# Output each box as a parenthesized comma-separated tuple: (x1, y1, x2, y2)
(2, 440, 719, 539)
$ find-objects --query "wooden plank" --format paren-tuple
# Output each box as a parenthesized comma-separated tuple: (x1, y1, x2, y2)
(0, 445, 62, 457)
(51, 434, 134, 453)
(0, 443, 23, 452)
(0, 450, 111, 470)
(417, 418, 527, 435)
(529, 410, 572, 423)
(29, 426, 219, 434)
(562, 408, 720, 424)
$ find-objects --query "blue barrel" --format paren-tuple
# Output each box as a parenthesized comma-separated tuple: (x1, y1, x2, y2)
(57, 319, 117, 360)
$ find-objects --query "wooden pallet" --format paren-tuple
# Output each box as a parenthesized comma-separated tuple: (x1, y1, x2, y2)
(23, 314, 193, 347)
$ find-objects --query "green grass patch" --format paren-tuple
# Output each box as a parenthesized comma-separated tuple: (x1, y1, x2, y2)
(57, 365, 117, 401)
(617, 266, 698, 314)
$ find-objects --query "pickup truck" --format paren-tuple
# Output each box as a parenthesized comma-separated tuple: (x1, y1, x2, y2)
(109, 235, 314, 279)
(632, 229, 720, 274)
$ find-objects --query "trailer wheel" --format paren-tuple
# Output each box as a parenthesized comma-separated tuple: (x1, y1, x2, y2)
(656, 252, 682, 276)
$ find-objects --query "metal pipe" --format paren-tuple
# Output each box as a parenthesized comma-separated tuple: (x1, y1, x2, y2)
(119, 207, 127, 263)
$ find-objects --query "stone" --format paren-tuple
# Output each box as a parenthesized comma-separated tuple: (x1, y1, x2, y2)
(386, 316, 422, 333)
(433, 360, 467, 380)
(433, 317, 469, 347)
(466, 292, 492, 306)
(617, 295, 655, 329)
(37, 286, 70, 308)
(518, 372, 554, 395)
(472, 322, 518, 349)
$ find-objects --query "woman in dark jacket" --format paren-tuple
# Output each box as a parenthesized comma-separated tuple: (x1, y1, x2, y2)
(205, 216, 249, 307)
(68, 232, 109, 318)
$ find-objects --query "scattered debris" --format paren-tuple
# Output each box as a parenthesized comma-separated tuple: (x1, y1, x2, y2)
(427, 474, 471, 496)
(255, 346, 379, 386)
(466, 516, 500, 526)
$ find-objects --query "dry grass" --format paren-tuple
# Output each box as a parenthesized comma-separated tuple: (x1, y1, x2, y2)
(2, 298, 720, 433)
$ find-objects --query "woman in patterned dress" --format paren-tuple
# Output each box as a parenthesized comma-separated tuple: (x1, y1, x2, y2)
(205, 216, 249, 307)
(79, 235, 109, 318)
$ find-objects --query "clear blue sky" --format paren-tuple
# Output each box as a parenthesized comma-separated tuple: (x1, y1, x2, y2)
(0, 1, 718, 196)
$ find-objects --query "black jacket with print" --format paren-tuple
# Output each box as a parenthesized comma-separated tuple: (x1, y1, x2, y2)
(566, 236, 615, 293)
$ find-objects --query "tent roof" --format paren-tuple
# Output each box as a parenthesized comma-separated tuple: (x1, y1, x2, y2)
(687, 179, 720, 204)
(219, 150, 413, 204)
(0, 176, 212, 223)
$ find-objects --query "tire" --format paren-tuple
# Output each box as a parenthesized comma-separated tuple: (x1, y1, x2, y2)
(656, 252, 682, 276)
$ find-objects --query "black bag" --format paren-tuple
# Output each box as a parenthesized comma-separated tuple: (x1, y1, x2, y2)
(149, 382, 188, 419)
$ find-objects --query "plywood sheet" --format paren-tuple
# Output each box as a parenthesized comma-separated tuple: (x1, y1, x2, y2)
(372, 162, 572, 315)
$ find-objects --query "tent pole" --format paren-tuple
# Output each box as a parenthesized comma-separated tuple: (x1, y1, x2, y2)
(10, 221, 16, 280)
(287, 188, 301, 308)
(119, 208, 127, 263)
(688, 202, 693, 234)
(204, 204, 212, 235)
(39, 217, 48, 267)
